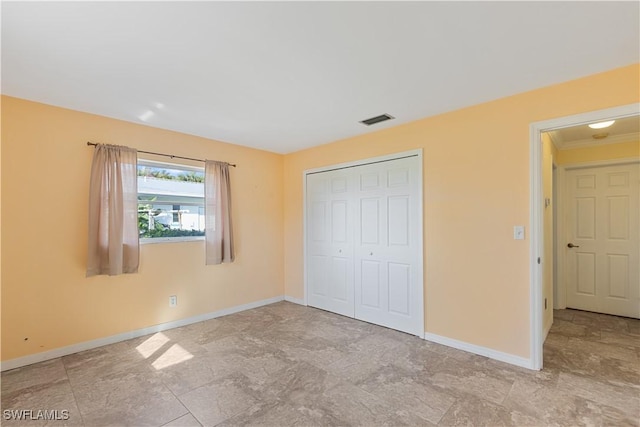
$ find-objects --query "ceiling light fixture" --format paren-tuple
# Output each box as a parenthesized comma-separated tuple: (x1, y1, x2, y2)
(588, 120, 615, 129)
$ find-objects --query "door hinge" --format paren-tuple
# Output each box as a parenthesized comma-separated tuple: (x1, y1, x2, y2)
(537, 257, 541, 265)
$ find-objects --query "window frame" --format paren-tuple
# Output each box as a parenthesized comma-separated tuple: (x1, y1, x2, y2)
(137, 158, 206, 245)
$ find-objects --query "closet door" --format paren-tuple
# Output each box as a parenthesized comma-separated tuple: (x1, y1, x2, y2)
(306, 170, 355, 317)
(354, 156, 422, 335)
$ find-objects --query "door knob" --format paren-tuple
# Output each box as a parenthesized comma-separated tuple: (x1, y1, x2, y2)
(567, 243, 580, 248)
(370, 252, 373, 256)
(338, 249, 342, 253)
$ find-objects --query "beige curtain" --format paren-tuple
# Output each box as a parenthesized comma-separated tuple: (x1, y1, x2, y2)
(205, 161, 234, 264)
(86, 144, 139, 277)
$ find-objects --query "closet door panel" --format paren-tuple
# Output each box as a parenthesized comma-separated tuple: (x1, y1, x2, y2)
(360, 259, 382, 308)
(306, 170, 355, 317)
(354, 157, 422, 335)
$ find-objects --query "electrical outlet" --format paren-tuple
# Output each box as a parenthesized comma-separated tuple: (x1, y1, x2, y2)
(169, 295, 177, 308)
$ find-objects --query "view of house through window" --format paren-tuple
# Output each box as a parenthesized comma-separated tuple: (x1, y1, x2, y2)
(138, 161, 205, 240)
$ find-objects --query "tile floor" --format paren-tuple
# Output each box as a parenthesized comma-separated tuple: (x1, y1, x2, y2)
(1, 302, 639, 426)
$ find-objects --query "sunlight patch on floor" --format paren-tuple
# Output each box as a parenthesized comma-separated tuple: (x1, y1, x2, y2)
(135, 332, 170, 359)
(152, 344, 194, 370)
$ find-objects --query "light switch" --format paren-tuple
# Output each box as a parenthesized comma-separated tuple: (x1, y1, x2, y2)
(514, 226, 525, 240)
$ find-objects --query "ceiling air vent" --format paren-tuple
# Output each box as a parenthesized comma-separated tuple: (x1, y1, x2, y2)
(359, 114, 395, 126)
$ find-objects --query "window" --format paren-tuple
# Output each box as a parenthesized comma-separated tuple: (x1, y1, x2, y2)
(137, 160, 205, 242)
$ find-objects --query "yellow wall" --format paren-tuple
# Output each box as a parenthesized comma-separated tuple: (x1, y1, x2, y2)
(1, 96, 284, 362)
(542, 133, 556, 334)
(283, 64, 639, 358)
(556, 140, 639, 164)
(3, 64, 639, 364)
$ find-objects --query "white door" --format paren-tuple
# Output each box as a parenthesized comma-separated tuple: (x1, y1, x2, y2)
(565, 163, 640, 318)
(354, 157, 422, 335)
(305, 153, 423, 336)
(306, 170, 355, 317)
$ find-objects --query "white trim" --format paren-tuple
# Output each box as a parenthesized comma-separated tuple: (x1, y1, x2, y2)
(529, 103, 640, 371)
(304, 149, 423, 175)
(138, 158, 204, 172)
(532, 104, 640, 133)
(530, 122, 544, 371)
(423, 332, 532, 370)
(302, 149, 424, 337)
(302, 169, 309, 307)
(284, 295, 306, 305)
(416, 151, 425, 338)
(140, 236, 205, 245)
(0, 295, 284, 372)
(552, 163, 558, 311)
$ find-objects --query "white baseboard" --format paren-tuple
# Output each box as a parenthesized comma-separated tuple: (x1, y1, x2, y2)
(0, 295, 284, 372)
(2, 296, 537, 372)
(423, 332, 534, 370)
(284, 295, 305, 306)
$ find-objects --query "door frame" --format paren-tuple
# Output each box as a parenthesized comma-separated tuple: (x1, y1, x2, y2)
(555, 158, 640, 311)
(529, 103, 640, 370)
(302, 149, 424, 336)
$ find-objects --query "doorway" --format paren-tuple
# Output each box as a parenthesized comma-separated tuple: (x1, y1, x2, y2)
(547, 116, 640, 319)
(529, 103, 640, 370)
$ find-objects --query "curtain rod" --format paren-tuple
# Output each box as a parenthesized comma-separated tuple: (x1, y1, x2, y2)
(86, 142, 236, 167)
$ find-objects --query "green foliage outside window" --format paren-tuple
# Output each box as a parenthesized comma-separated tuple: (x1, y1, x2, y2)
(137, 167, 204, 183)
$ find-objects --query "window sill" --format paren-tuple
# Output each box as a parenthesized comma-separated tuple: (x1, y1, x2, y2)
(140, 236, 205, 245)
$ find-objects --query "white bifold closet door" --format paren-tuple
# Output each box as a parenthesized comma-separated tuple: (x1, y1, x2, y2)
(306, 168, 355, 318)
(306, 155, 422, 335)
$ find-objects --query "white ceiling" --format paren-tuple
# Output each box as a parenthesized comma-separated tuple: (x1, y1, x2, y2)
(549, 115, 640, 150)
(2, 2, 639, 154)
